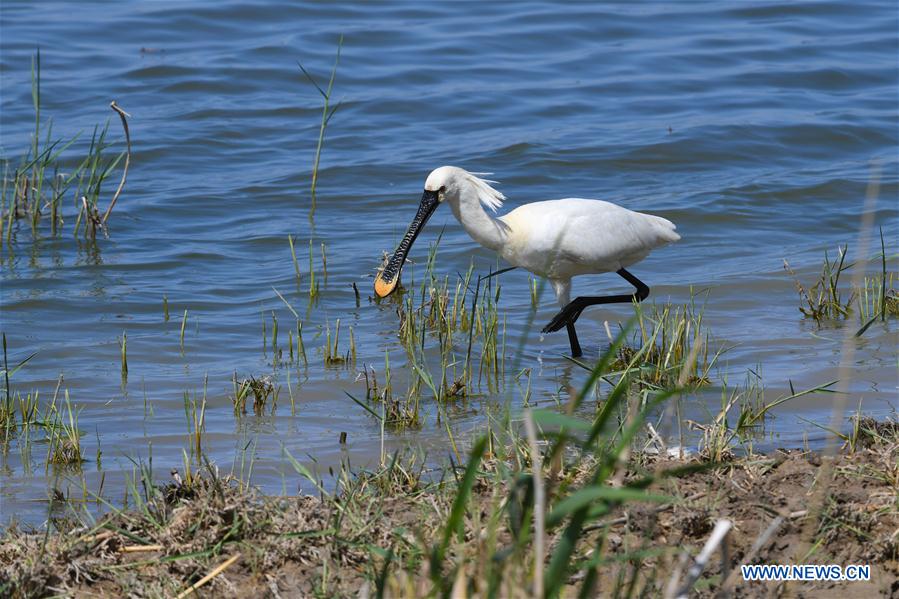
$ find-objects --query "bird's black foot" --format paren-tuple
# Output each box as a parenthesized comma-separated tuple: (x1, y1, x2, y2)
(566, 322, 582, 357)
(542, 269, 651, 355)
(542, 303, 584, 334)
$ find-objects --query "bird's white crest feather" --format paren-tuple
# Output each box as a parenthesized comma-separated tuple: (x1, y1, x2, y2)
(465, 171, 505, 213)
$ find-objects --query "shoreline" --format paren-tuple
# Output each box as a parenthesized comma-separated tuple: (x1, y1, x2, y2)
(2, 418, 896, 598)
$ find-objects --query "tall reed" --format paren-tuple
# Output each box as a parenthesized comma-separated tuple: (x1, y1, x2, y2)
(298, 35, 343, 220)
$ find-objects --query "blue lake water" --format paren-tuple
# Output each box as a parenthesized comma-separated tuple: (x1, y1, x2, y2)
(1, 1, 897, 524)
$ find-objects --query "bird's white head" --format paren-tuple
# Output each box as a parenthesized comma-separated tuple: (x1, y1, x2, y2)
(423, 165, 464, 203)
(423, 166, 505, 211)
(374, 166, 505, 298)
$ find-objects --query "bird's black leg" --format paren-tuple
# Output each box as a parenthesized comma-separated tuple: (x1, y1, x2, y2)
(565, 322, 582, 357)
(543, 269, 651, 341)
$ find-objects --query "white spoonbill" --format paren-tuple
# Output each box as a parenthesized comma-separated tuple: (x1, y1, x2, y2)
(374, 166, 680, 357)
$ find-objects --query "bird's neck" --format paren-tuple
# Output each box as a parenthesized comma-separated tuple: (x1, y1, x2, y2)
(449, 185, 506, 251)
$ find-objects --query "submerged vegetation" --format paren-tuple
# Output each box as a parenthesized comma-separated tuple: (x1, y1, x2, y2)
(785, 244, 853, 321)
(0, 363, 86, 474)
(230, 374, 278, 417)
(606, 293, 719, 390)
(1, 52, 131, 242)
(785, 232, 898, 333)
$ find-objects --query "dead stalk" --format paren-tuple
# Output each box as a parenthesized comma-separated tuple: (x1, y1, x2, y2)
(671, 519, 732, 599)
(523, 409, 544, 599)
(101, 101, 131, 226)
(175, 552, 241, 598)
(121, 544, 163, 553)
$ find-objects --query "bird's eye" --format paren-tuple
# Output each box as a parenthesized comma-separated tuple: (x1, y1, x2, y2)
(439, 186, 446, 193)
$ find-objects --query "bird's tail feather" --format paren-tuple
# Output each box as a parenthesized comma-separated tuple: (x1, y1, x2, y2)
(649, 215, 681, 243)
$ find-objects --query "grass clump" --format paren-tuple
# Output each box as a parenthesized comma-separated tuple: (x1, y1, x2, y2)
(858, 272, 899, 321)
(353, 352, 422, 429)
(784, 244, 852, 321)
(323, 318, 355, 367)
(362, 237, 511, 435)
(849, 416, 899, 451)
(231, 374, 278, 417)
(391, 240, 508, 397)
(45, 389, 84, 468)
(1, 51, 131, 242)
(281, 237, 325, 300)
(182, 382, 208, 464)
(605, 295, 720, 390)
(0, 340, 86, 472)
(785, 234, 897, 332)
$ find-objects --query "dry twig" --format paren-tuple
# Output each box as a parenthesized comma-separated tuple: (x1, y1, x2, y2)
(176, 552, 241, 598)
(121, 544, 163, 553)
(524, 410, 545, 598)
(101, 101, 131, 226)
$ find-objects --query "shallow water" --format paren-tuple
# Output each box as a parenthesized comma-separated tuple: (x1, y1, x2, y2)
(1, 1, 897, 524)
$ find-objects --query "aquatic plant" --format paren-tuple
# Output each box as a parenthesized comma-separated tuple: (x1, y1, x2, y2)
(352, 351, 422, 429)
(784, 245, 853, 322)
(0, 343, 92, 473)
(182, 376, 209, 465)
(297, 35, 343, 220)
(75, 101, 131, 239)
(231, 374, 278, 417)
(1, 334, 36, 435)
(856, 229, 898, 335)
(857, 272, 898, 322)
(179, 309, 188, 350)
(45, 389, 84, 468)
(389, 236, 509, 400)
(323, 318, 356, 367)
(120, 331, 128, 381)
(272, 286, 308, 367)
(1, 51, 131, 242)
(308, 239, 320, 299)
(574, 293, 721, 392)
(287, 234, 302, 287)
(695, 371, 838, 462)
(786, 234, 897, 335)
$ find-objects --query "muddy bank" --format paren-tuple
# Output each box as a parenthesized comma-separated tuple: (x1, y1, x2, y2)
(1, 428, 897, 598)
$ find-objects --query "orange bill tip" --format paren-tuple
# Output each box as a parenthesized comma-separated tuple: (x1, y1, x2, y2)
(374, 274, 398, 298)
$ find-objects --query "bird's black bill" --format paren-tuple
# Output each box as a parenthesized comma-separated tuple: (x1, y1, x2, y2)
(374, 189, 440, 297)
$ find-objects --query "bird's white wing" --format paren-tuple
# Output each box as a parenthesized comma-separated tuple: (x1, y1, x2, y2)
(500, 198, 678, 276)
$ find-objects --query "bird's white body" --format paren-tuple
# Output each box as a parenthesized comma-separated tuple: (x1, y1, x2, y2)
(434, 167, 679, 306)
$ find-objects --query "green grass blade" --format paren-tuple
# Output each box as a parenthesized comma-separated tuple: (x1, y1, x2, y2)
(434, 436, 487, 568)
